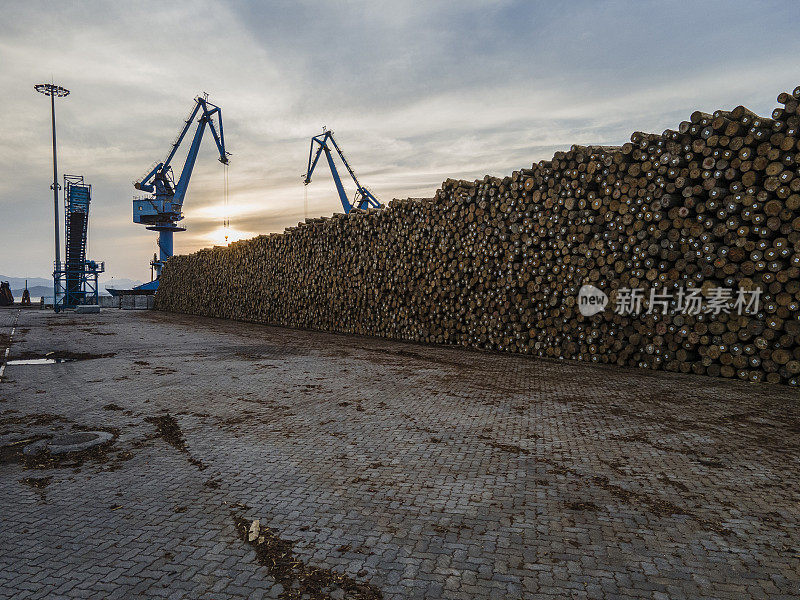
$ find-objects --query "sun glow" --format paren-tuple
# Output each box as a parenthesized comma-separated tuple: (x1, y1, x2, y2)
(207, 226, 252, 247)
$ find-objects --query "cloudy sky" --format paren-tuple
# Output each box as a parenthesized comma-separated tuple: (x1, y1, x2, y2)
(2, 0, 799, 284)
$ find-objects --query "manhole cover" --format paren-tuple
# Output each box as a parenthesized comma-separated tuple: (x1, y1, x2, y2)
(23, 431, 114, 456)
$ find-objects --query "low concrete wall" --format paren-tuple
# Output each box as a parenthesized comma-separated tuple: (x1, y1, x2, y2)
(99, 295, 154, 309)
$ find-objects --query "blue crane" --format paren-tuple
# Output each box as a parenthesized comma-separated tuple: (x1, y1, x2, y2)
(133, 95, 229, 282)
(58, 175, 104, 311)
(302, 128, 381, 213)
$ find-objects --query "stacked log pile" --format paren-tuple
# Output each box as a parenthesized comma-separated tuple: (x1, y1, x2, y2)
(157, 88, 800, 385)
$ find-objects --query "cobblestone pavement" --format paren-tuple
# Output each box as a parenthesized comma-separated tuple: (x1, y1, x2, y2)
(0, 308, 798, 599)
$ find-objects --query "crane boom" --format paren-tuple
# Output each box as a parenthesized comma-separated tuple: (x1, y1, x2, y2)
(133, 96, 229, 282)
(303, 129, 381, 214)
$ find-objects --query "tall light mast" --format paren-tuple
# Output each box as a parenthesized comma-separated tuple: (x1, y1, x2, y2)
(34, 82, 70, 310)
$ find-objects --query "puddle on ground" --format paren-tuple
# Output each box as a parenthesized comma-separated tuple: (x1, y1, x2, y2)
(5, 352, 115, 365)
(6, 358, 74, 365)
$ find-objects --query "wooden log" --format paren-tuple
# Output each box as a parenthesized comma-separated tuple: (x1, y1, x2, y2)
(155, 85, 800, 386)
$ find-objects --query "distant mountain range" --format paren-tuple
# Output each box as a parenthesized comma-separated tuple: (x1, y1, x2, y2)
(2, 275, 145, 299)
(11, 285, 52, 300)
(2, 276, 51, 290)
(101, 278, 146, 292)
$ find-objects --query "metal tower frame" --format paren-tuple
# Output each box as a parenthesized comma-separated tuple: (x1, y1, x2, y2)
(54, 175, 104, 311)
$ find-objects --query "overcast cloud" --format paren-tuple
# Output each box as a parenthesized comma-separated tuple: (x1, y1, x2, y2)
(2, 0, 799, 283)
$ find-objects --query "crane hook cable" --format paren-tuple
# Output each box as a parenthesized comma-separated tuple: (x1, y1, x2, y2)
(223, 162, 230, 244)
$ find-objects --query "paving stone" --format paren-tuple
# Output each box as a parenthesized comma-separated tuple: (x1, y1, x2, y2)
(0, 309, 797, 599)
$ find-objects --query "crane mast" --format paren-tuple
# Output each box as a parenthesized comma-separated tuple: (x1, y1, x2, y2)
(133, 96, 229, 281)
(303, 129, 381, 214)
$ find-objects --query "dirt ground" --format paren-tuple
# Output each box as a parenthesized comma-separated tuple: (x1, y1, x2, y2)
(0, 307, 797, 599)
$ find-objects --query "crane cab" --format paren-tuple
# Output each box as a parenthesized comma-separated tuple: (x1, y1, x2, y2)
(133, 198, 183, 226)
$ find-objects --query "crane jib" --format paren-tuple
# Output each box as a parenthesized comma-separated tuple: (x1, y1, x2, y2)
(133, 96, 229, 282)
(303, 130, 382, 215)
